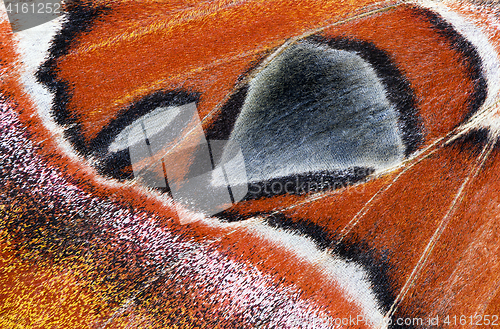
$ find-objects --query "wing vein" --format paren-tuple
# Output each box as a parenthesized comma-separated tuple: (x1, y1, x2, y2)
(381, 133, 496, 325)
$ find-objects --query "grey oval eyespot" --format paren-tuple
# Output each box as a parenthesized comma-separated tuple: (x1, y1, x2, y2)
(220, 40, 406, 184)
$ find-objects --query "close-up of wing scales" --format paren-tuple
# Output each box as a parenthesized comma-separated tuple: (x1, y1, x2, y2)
(1, 0, 500, 328)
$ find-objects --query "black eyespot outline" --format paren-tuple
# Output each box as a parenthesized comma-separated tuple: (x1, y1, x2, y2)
(208, 36, 420, 201)
(90, 91, 200, 156)
(413, 6, 488, 124)
(92, 90, 200, 181)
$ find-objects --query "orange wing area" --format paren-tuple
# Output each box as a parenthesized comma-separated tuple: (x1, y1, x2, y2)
(53, 0, 395, 142)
